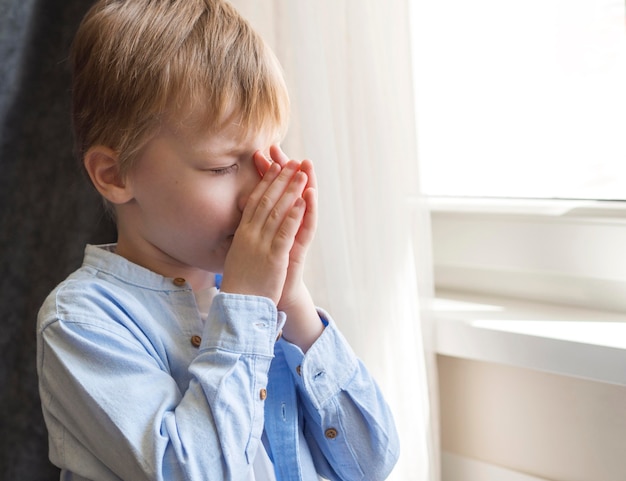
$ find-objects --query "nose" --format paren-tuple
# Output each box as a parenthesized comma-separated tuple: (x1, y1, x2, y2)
(237, 163, 262, 212)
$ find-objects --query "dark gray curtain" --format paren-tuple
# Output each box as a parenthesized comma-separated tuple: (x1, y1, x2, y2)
(0, 0, 116, 478)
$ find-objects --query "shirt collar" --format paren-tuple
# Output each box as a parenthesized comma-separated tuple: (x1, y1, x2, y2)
(82, 244, 194, 292)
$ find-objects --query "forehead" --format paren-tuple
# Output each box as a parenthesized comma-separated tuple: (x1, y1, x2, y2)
(163, 114, 281, 156)
(170, 101, 283, 141)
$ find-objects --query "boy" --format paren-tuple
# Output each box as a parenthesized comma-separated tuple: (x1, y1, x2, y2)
(36, 0, 399, 480)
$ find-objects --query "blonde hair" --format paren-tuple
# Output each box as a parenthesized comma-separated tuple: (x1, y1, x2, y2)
(71, 0, 289, 178)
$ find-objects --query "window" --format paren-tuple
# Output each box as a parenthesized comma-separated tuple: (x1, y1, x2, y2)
(410, 4, 626, 478)
(410, 0, 626, 312)
(412, 0, 626, 200)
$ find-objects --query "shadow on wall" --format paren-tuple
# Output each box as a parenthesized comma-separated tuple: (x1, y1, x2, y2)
(0, 0, 116, 478)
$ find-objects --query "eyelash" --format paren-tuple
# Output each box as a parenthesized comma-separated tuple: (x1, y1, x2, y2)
(209, 165, 238, 176)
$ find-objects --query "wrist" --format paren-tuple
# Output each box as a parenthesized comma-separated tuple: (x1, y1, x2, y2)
(280, 284, 324, 353)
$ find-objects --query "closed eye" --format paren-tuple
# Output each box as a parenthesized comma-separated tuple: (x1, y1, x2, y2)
(208, 164, 239, 176)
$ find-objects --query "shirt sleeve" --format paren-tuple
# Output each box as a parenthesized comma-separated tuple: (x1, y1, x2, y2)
(37, 289, 283, 481)
(278, 309, 400, 481)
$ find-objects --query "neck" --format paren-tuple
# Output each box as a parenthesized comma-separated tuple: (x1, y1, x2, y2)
(114, 231, 216, 292)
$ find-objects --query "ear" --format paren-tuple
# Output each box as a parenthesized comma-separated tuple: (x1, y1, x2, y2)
(83, 146, 134, 205)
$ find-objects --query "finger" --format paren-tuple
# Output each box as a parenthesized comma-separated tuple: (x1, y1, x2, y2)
(240, 161, 281, 225)
(303, 185, 318, 227)
(260, 170, 308, 237)
(253, 150, 273, 177)
(298, 159, 317, 191)
(293, 186, 317, 250)
(269, 144, 291, 167)
(294, 160, 317, 243)
(241, 160, 301, 228)
(271, 197, 306, 255)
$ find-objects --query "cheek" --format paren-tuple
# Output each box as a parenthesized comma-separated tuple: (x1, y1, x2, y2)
(183, 182, 239, 223)
(142, 182, 186, 218)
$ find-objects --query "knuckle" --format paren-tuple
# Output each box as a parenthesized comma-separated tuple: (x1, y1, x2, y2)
(269, 207, 282, 221)
(277, 226, 291, 240)
(258, 194, 273, 210)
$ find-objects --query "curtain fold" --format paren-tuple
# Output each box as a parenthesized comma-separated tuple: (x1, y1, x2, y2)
(233, 2, 440, 480)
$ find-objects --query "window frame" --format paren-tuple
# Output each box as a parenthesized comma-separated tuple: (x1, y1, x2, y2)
(429, 196, 626, 313)
(427, 196, 626, 387)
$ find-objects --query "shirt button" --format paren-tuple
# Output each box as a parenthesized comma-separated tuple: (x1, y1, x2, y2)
(173, 277, 186, 287)
(190, 335, 202, 348)
(259, 388, 267, 400)
(324, 428, 338, 439)
(295, 365, 302, 376)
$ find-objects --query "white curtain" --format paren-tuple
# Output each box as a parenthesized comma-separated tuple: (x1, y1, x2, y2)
(231, 2, 439, 480)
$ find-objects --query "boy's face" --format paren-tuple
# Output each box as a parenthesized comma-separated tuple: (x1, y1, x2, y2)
(116, 117, 276, 288)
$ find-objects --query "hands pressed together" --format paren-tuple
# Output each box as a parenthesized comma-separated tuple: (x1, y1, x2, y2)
(220, 145, 324, 351)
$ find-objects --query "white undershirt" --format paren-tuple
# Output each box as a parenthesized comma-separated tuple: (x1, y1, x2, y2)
(194, 283, 277, 481)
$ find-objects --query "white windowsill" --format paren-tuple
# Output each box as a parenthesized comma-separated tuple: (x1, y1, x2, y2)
(434, 290, 626, 386)
(427, 196, 626, 219)
(442, 452, 551, 481)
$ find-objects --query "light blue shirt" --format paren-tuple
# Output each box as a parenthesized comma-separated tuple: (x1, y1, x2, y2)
(37, 245, 399, 480)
